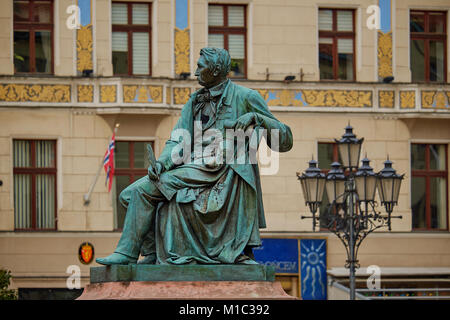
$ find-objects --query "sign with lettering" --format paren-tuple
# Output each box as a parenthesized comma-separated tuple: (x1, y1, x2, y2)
(253, 238, 299, 274)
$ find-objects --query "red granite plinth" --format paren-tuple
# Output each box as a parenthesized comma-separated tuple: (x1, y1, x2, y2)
(77, 281, 298, 300)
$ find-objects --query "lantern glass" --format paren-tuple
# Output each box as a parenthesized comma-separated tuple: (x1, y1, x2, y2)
(338, 142, 362, 169)
(355, 175, 377, 202)
(301, 176, 325, 204)
(326, 179, 346, 204)
(378, 177, 394, 204)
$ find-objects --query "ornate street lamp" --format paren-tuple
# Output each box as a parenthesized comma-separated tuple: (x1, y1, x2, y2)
(298, 126, 404, 300)
(296, 159, 325, 231)
(377, 158, 404, 231)
(335, 124, 364, 171)
(325, 162, 346, 206)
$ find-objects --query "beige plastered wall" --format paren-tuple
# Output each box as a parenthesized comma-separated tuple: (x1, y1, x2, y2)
(0, 109, 177, 232)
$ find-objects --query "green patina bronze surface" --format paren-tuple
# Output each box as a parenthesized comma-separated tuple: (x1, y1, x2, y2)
(90, 265, 276, 283)
(96, 47, 293, 267)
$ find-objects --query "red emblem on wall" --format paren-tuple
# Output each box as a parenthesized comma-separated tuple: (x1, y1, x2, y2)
(78, 242, 94, 264)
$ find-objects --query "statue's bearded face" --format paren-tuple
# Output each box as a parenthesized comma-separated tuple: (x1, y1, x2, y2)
(194, 55, 221, 88)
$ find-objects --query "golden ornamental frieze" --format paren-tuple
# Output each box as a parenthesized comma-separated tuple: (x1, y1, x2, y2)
(399, 91, 415, 109)
(174, 29, 190, 75)
(77, 24, 93, 72)
(100, 85, 117, 103)
(257, 89, 372, 108)
(422, 91, 450, 109)
(123, 85, 163, 103)
(77, 85, 94, 103)
(378, 31, 393, 79)
(0, 84, 71, 102)
(173, 87, 191, 105)
(378, 90, 394, 108)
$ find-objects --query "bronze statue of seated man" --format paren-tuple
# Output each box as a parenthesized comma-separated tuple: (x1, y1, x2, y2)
(96, 47, 293, 266)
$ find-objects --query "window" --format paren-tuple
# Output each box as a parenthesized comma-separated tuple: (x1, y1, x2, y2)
(410, 11, 447, 82)
(112, 2, 151, 75)
(13, 0, 53, 73)
(13, 140, 57, 230)
(208, 4, 246, 78)
(318, 9, 355, 81)
(317, 142, 342, 229)
(411, 144, 448, 230)
(114, 141, 154, 229)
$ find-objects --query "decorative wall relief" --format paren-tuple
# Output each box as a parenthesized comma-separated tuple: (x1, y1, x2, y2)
(0, 84, 71, 102)
(174, 0, 190, 75)
(77, 85, 94, 103)
(378, 31, 393, 79)
(100, 85, 117, 103)
(422, 91, 450, 109)
(77, 0, 93, 73)
(378, 90, 394, 108)
(257, 89, 372, 108)
(399, 91, 415, 109)
(173, 87, 191, 105)
(123, 85, 163, 103)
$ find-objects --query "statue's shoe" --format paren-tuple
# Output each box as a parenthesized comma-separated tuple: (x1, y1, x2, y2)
(137, 254, 157, 265)
(96, 253, 137, 265)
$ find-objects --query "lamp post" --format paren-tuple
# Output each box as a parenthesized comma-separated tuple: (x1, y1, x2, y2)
(297, 125, 404, 300)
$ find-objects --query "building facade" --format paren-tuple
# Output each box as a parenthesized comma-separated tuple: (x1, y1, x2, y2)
(0, 0, 449, 299)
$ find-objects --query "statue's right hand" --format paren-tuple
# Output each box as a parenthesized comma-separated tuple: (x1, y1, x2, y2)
(148, 161, 164, 181)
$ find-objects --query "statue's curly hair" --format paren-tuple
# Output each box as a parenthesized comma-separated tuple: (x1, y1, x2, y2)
(199, 47, 231, 77)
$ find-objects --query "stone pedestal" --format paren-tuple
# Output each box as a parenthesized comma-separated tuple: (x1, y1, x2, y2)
(77, 265, 297, 300)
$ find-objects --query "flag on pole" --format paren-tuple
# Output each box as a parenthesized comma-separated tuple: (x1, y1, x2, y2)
(103, 133, 115, 192)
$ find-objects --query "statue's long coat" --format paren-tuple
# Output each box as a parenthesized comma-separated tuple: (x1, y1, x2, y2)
(153, 80, 293, 264)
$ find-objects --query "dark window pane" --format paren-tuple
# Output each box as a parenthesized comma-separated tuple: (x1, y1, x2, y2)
(338, 39, 353, 80)
(115, 142, 130, 168)
(429, 40, 445, 82)
(35, 31, 52, 73)
(134, 142, 152, 169)
(430, 177, 447, 229)
(115, 175, 131, 230)
(14, 31, 30, 72)
(410, 39, 425, 82)
(411, 177, 426, 229)
(429, 12, 445, 33)
(318, 143, 334, 169)
(429, 144, 446, 170)
(319, 39, 333, 80)
(14, 1, 29, 22)
(411, 144, 426, 170)
(112, 32, 128, 75)
(33, 2, 51, 23)
(410, 13, 425, 32)
(229, 34, 245, 77)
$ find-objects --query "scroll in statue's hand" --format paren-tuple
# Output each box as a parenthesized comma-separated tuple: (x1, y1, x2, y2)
(148, 161, 164, 181)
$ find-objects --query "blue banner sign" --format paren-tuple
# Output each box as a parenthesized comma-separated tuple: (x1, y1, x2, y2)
(300, 239, 327, 300)
(253, 238, 299, 274)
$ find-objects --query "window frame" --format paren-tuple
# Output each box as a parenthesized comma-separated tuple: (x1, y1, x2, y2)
(13, 139, 57, 231)
(410, 10, 447, 83)
(318, 8, 356, 81)
(13, 0, 54, 74)
(411, 143, 449, 231)
(208, 3, 247, 79)
(114, 140, 154, 230)
(112, 1, 152, 76)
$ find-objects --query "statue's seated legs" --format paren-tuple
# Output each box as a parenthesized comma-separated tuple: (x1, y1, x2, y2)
(96, 176, 164, 265)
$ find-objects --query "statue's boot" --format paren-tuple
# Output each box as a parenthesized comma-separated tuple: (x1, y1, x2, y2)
(96, 188, 158, 265)
(96, 252, 136, 265)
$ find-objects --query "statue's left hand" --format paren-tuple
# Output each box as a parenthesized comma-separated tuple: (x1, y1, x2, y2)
(231, 113, 256, 131)
(148, 161, 164, 181)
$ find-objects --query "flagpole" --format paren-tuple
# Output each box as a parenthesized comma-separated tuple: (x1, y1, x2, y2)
(83, 123, 119, 206)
